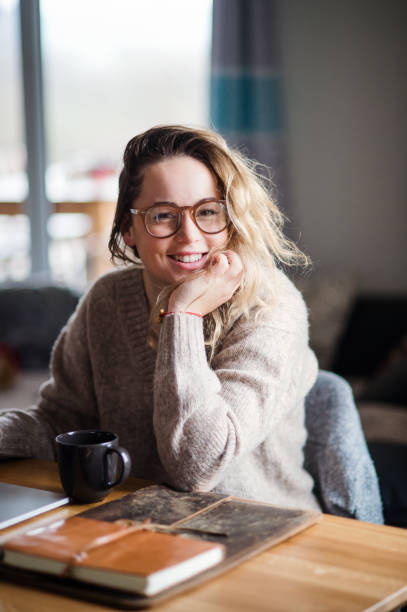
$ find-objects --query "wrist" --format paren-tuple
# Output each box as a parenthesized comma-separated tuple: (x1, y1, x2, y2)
(159, 309, 203, 323)
(167, 297, 187, 312)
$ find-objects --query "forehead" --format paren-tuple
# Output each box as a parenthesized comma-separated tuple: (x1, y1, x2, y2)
(138, 156, 219, 204)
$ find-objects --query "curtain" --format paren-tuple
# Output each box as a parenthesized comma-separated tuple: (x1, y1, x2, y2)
(210, 0, 290, 217)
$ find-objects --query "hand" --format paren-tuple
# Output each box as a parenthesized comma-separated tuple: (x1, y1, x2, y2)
(167, 251, 243, 316)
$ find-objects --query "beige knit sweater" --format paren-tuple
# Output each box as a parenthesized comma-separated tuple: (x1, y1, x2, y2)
(0, 267, 320, 511)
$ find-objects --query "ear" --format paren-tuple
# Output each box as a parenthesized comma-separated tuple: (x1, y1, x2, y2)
(120, 213, 136, 247)
(123, 225, 136, 247)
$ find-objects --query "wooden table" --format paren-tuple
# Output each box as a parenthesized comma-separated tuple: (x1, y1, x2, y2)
(0, 459, 406, 612)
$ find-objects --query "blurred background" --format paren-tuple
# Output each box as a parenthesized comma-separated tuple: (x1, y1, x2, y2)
(0, 0, 213, 289)
(1, 0, 406, 293)
(0, 0, 407, 527)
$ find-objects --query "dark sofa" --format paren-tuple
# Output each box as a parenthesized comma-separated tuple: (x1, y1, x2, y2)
(331, 294, 407, 528)
(0, 283, 80, 371)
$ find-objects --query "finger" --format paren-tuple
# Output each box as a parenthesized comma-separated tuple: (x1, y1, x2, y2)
(221, 250, 242, 270)
(211, 253, 229, 275)
(221, 250, 243, 280)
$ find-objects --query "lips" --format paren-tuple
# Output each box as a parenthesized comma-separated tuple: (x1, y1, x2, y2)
(170, 254, 205, 263)
(168, 252, 208, 269)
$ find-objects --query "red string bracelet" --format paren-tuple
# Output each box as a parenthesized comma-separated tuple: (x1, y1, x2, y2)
(159, 309, 203, 323)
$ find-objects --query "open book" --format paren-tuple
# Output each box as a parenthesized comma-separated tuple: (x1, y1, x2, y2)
(2, 515, 224, 596)
(1, 484, 321, 607)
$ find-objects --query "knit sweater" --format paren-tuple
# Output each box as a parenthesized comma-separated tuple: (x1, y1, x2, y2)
(0, 266, 320, 511)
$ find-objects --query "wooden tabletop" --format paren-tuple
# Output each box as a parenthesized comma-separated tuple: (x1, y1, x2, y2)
(0, 459, 406, 612)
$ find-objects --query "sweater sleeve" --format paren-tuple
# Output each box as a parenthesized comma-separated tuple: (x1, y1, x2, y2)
(153, 310, 318, 492)
(0, 292, 99, 460)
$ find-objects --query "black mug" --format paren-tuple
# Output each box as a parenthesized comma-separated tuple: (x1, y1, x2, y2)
(55, 430, 131, 503)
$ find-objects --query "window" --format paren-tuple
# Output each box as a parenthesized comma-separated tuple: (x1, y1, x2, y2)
(0, 0, 213, 288)
(0, 0, 26, 202)
(42, 0, 213, 202)
(0, 0, 29, 281)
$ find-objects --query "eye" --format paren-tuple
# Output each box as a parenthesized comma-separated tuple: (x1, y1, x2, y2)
(149, 207, 178, 224)
(153, 211, 176, 222)
(196, 205, 220, 217)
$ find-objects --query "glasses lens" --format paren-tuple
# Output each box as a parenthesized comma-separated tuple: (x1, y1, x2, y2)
(195, 201, 227, 233)
(145, 204, 179, 237)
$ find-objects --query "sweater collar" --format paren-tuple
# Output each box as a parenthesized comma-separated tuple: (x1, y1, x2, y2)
(117, 266, 156, 368)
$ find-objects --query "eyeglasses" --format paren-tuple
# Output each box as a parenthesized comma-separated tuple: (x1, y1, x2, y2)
(129, 199, 228, 238)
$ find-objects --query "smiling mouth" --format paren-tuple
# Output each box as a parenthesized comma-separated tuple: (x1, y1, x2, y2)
(169, 253, 206, 263)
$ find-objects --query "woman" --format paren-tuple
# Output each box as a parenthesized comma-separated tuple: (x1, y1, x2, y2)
(0, 125, 320, 511)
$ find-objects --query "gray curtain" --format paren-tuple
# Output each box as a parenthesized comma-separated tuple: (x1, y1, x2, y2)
(210, 0, 290, 217)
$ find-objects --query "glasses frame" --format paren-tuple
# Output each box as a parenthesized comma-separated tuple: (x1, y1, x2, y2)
(129, 199, 228, 238)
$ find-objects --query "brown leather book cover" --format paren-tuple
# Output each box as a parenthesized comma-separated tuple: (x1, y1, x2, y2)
(0, 484, 321, 608)
(2, 516, 225, 595)
(3, 516, 127, 563)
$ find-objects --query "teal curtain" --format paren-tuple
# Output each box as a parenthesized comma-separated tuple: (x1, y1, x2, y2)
(211, 0, 290, 216)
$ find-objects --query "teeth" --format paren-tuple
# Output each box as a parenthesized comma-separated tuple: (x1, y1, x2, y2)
(172, 254, 203, 263)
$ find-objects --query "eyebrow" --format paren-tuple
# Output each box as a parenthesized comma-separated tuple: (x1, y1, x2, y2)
(151, 197, 220, 207)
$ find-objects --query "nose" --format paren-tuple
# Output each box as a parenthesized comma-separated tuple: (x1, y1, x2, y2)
(175, 208, 202, 241)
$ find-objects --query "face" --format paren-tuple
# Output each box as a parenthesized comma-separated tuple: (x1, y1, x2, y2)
(123, 155, 228, 298)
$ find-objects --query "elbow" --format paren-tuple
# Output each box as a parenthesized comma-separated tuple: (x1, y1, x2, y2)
(160, 443, 235, 493)
(155, 414, 239, 491)
(166, 466, 223, 493)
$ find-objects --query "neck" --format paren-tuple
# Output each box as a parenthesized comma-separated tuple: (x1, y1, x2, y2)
(142, 270, 164, 309)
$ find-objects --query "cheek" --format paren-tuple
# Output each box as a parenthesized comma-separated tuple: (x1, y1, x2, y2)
(134, 233, 169, 262)
(208, 229, 229, 249)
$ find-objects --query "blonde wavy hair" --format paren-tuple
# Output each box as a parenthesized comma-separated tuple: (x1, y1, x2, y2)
(108, 125, 309, 359)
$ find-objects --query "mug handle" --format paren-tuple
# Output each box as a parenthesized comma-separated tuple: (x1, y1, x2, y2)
(105, 446, 132, 488)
